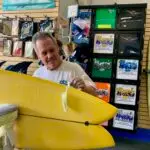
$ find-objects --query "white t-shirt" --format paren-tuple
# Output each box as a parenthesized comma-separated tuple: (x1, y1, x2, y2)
(33, 60, 95, 87)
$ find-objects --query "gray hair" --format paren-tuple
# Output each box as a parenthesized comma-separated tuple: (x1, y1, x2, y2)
(32, 32, 57, 51)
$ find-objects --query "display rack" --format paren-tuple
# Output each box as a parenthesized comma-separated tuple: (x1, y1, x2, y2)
(74, 3, 147, 131)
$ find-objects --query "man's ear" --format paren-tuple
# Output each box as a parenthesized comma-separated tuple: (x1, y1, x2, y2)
(34, 48, 40, 59)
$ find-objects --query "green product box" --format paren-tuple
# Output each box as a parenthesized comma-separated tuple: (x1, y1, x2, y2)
(95, 8, 116, 29)
(92, 58, 112, 78)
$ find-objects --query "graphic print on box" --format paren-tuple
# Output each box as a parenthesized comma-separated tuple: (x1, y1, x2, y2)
(72, 9, 91, 44)
(93, 34, 114, 54)
(95, 82, 111, 102)
(12, 41, 23, 57)
(116, 59, 139, 80)
(113, 109, 135, 130)
(117, 8, 145, 29)
(115, 84, 137, 105)
(92, 58, 112, 78)
(95, 8, 116, 29)
(118, 33, 141, 56)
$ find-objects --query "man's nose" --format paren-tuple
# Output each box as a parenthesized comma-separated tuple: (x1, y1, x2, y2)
(47, 53, 52, 58)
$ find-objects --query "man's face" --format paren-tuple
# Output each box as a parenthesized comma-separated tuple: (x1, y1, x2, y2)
(36, 37, 61, 70)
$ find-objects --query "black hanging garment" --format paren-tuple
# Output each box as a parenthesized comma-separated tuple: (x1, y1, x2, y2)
(69, 43, 90, 73)
(0, 61, 6, 67)
(5, 61, 33, 74)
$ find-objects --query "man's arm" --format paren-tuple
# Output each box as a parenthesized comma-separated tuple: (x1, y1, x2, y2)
(84, 84, 97, 96)
(70, 77, 97, 97)
(70, 62, 98, 96)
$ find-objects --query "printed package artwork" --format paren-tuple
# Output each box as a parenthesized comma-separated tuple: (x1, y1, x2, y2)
(72, 9, 91, 44)
(92, 58, 112, 78)
(118, 33, 141, 56)
(3, 40, 12, 56)
(24, 41, 34, 58)
(116, 59, 139, 80)
(118, 8, 145, 29)
(93, 34, 114, 54)
(95, 82, 111, 103)
(12, 41, 23, 57)
(113, 109, 135, 130)
(95, 8, 116, 29)
(115, 84, 137, 105)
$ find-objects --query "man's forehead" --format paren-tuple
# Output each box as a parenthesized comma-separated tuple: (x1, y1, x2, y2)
(36, 38, 58, 51)
(37, 37, 54, 44)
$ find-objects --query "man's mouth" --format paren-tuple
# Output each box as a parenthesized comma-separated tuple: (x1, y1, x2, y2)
(47, 59, 55, 64)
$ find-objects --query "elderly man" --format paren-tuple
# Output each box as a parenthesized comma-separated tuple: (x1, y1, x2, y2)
(32, 32, 96, 96)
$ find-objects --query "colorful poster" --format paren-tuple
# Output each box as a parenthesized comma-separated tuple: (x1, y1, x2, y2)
(115, 84, 137, 105)
(72, 9, 91, 44)
(95, 82, 111, 102)
(92, 58, 112, 78)
(3, 0, 55, 11)
(113, 109, 135, 130)
(93, 34, 114, 54)
(116, 59, 139, 80)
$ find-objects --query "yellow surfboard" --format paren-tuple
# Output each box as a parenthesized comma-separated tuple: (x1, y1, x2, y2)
(0, 69, 117, 149)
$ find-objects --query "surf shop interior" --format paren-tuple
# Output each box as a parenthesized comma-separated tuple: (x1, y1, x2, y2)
(0, 0, 150, 149)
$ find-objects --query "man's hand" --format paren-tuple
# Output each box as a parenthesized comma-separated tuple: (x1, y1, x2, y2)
(70, 77, 86, 91)
(70, 77, 97, 96)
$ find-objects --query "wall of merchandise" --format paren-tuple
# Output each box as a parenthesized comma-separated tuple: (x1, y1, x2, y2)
(71, 4, 147, 131)
(0, 0, 59, 75)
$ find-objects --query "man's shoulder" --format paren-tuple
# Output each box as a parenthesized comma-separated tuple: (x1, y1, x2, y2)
(63, 60, 80, 68)
(35, 66, 46, 72)
(33, 66, 46, 76)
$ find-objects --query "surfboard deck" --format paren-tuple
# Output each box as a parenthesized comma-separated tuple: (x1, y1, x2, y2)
(0, 70, 117, 124)
(0, 70, 117, 149)
(14, 115, 115, 149)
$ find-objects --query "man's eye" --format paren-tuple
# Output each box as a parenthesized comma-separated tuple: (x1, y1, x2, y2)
(42, 52, 47, 55)
(50, 49, 54, 53)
